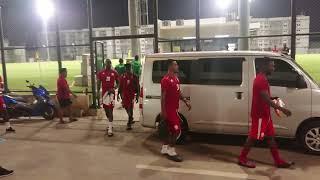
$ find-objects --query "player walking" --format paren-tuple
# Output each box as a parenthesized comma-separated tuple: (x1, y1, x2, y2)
(97, 59, 119, 137)
(118, 63, 139, 130)
(238, 58, 294, 168)
(160, 59, 191, 162)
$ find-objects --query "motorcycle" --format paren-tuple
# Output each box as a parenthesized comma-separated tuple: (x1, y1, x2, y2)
(3, 80, 56, 120)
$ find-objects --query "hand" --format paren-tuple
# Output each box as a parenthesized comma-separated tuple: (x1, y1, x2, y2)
(185, 101, 191, 111)
(117, 94, 121, 102)
(280, 107, 292, 117)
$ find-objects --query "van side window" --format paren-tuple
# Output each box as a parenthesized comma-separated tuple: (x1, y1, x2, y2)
(195, 58, 243, 85)
(255, 58, 299, 87)
(152, 60, 192, 84)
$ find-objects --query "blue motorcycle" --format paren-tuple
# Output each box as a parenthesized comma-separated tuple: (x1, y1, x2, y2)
(3, 80, 56, 120)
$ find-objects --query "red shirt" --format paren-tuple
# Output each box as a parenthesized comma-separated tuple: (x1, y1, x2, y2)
(97, 69, 119, 96)
(251, 73, 270, 118)
(120, 72, 138, 99)
(57, 75, 71, 100)
(161, 74, 180, 111)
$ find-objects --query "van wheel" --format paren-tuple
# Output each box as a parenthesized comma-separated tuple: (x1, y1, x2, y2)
(157, 114, 189, 145)
(299, 121, 320, 155)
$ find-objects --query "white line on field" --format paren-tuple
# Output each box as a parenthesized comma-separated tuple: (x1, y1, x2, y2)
(136, 164, 249, 179)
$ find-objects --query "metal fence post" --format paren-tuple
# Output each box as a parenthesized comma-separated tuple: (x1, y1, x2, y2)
(196, 0, 201, 51)
(153, 0, 159, 53)
(291, 0, 297, 59)
(55, 0, 62, 70)
(87, 0, 97, 108)
(0, 6, 8, 93)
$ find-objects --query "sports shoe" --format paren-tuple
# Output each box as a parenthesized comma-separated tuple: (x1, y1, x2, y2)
(161, 145, 169, 155)
(166, 147, 183, 162)
(276, 161, 294, 168)
(0, 167, 14, 177)
(238, 159, 256, 168)
(107, 127, 113, 137)
(6, 127, 15, 133)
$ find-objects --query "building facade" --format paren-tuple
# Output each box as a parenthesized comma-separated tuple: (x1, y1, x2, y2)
(39, 15, 310, 60)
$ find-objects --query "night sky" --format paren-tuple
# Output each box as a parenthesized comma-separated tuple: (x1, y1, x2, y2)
(0, 0, 319, 46)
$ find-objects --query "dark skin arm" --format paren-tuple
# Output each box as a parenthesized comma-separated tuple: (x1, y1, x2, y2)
(161, 90, 167, 119)
(260, 91, 292, 116)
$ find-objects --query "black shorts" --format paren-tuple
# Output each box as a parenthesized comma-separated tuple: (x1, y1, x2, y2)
(58, 99, 72, 108)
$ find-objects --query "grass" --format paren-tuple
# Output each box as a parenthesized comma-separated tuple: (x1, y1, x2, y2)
(0, 55, 319, 92)
(296, 54, 320, 83)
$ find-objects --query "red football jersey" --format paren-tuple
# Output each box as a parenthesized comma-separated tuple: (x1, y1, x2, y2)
(161, 74, 180, 111)
(251, 73, 271, 118)
(120, 72, 139, 108)
(97, 69, 119, 96)
(57, 75, 71, 100)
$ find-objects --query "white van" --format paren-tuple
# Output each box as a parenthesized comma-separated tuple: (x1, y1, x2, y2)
(139, 51, 320, 154)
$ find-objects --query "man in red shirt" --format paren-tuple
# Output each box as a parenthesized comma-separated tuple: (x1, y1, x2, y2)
(57, 68, 77, 124)
(160, 59, 191, 162)
(272, 45, 279, 53)
(0, 75, 15, 133)
(238, 58, 294, 168)
(118, 63, 139, 130)
(97, 59, 119, 137)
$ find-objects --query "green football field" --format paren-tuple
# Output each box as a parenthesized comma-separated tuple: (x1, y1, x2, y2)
(0, 54, 319, 92)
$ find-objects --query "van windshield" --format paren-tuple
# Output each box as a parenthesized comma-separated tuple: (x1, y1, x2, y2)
(290, 58, 319, 87)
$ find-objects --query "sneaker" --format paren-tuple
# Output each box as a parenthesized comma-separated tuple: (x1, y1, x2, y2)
(238, 159, 256, 168)
(107, 127, 113, 137)
(5, 127, 15, 133)
(126, 124, 132, 131)
(161, 145, 169, 155)
(276, 161, 294, 168)
(0, 167, 14, 177)
(167, 147, 183, 162)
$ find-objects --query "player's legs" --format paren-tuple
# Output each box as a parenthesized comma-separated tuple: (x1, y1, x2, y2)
(0, 97, 14, 133)
(238, 117, 260, 168)
(104, 107, 114, 136)
(265, 121, 294, 168)
(161, 110, 183, 162)
(125, 107, 134, 130)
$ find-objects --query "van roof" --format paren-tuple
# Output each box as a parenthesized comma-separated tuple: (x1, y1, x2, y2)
(146, 51, 283, 59)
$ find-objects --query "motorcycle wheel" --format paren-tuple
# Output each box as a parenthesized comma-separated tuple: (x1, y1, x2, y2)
(43, 106, 55, 120)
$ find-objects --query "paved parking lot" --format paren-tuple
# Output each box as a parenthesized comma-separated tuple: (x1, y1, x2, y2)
(1, 106, 320, 180)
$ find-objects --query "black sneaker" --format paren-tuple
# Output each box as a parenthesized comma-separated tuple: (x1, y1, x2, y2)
(0, 167, 14, 177)
(167, 154, 183, 162)
(126, 124, 132, 131)
(6, 127, 15, 133)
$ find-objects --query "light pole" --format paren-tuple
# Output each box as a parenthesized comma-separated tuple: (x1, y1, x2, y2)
(36, 0, 54, 61)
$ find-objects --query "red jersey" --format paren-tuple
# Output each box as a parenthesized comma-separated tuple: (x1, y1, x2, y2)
(120, 72, 139, 108)
(251, 73, 270, 118)
(57, 75, 71, 100)
(161, 74, 180, 111)
(97, 69, 119, 96)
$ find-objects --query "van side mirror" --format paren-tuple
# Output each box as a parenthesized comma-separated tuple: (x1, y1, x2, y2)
(296, 75, 307, 89)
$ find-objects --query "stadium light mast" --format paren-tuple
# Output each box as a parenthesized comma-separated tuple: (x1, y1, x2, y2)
(36, 0, 54, 61)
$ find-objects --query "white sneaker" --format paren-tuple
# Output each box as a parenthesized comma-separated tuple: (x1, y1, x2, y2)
(161, 145, 169, 155)
(107, 126, 113, 137)
(167, 147, 177, 156)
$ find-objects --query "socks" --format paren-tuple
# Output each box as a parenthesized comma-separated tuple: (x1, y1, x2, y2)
(5, 122, 11, 128)
(270, 146, 284, 165)
(108, 121, 113, 129)
(239, 147, 251, 162)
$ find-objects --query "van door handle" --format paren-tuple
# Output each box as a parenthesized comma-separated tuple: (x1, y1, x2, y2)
(235, 92, 243, 100)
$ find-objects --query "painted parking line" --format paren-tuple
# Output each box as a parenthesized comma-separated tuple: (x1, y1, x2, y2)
(136, 164, 249, 179)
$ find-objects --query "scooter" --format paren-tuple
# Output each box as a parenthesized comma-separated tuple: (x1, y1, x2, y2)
(3, 80, 56, 120)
